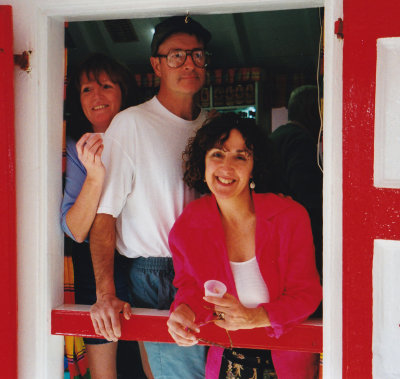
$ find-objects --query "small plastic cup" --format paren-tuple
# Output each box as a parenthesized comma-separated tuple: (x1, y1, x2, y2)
(204, 280, 227, 298)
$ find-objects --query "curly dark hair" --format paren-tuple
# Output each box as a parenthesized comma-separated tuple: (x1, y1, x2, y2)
(64, 53, 142, 141)
(183, 113, 277, 194)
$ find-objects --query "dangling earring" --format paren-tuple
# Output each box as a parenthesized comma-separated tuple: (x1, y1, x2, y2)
(249, 179, 256, 190)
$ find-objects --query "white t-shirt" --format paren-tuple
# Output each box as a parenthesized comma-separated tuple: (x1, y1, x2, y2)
(98, 96, 207, 258)
(230, 257, 270, 308)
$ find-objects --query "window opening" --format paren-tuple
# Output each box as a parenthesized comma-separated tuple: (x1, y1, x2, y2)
(61, 7, 324, 377)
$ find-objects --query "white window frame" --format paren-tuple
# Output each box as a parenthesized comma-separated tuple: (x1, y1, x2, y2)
(8, 0, 343, 377)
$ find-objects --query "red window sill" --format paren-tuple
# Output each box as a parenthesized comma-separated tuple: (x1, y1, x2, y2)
(51, 304, 322, 353)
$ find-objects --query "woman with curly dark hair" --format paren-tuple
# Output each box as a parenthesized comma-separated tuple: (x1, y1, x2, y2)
(182, 114, 276, 195)
(167, 114, 322, 378)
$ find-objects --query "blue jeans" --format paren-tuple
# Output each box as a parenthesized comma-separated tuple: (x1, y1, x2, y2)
(128, 257, 207, 379)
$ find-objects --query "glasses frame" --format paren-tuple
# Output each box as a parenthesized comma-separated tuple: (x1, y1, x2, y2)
(155, 48, 211, 69)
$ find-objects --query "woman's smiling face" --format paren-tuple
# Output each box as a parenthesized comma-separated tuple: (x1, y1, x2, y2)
(79, 71, 122, 132)
(205, 128, 254, 202)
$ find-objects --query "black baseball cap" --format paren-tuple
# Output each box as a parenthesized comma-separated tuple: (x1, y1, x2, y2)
(151, 15, 212, 56)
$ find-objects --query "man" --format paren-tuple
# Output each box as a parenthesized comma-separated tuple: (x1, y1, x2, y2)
(270, 85, 323, 281)
(89, 16, 211, 378)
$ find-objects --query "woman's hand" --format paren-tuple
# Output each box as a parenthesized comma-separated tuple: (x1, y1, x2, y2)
(76, 133, 105, 183)
(204, 293, 270, 331)
(167, 304, 200, 346)
(65, 133, 106, 242)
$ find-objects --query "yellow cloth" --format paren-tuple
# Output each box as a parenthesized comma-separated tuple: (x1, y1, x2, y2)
(64, 255, 91, 378)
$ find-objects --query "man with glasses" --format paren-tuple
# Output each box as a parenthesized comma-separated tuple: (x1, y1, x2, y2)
(89, 15, 211, 378)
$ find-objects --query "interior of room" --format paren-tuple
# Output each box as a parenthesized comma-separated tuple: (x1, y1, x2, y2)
(62, 8, 324, 378)
(65, 8, 323, 132)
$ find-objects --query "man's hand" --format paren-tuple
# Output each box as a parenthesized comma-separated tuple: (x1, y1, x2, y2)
(167, 304, 199, 346)
(90, 293, 131, 342)
(90, 214, 122, 340)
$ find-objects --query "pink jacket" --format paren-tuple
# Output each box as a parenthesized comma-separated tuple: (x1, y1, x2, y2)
(169, 193, 322, 378)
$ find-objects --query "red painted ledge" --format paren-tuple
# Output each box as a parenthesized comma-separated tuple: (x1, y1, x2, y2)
(52, 304, 322, 353)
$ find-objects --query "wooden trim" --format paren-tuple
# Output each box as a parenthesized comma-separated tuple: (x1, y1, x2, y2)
(52, 305, 322, 353)
(0, 5, 17, 379)
(342, 1, 400, 377)
(322, 0, 343, 376)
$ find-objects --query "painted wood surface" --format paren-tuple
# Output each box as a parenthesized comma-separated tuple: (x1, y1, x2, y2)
(1, 1, 341, 377)
(342, 1, 400, 377)
(0, 5, 17, 379)
(52, 305, 322, 353)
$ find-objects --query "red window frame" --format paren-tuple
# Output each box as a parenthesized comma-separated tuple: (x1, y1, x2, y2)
(0, 5, 18, 378)
(52, 305, 322, 353)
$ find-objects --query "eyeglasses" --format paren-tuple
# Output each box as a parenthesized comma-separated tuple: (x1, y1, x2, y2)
(156, 49, 210, 68)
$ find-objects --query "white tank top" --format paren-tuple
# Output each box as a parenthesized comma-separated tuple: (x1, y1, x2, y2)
(229, 256, 270, 308)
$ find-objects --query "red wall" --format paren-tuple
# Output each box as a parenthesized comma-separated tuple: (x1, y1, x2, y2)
(0, 5, 17, 378)
(343, 1, 400, 377)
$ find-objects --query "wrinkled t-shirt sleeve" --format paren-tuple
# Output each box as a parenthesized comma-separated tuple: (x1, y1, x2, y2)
(97, 117, 135, 218)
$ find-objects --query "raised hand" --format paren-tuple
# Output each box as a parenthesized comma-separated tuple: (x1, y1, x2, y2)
(76, 133, 105, 182)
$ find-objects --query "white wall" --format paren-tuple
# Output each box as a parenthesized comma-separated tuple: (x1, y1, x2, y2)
(374, 37, 400, 188)
(373, 240, 400, 378)
(373, 37, 400, 378)
(0, 0, 342, 377)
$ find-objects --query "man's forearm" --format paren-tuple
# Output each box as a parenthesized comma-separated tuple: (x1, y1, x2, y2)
(90, 213, 117, 297)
